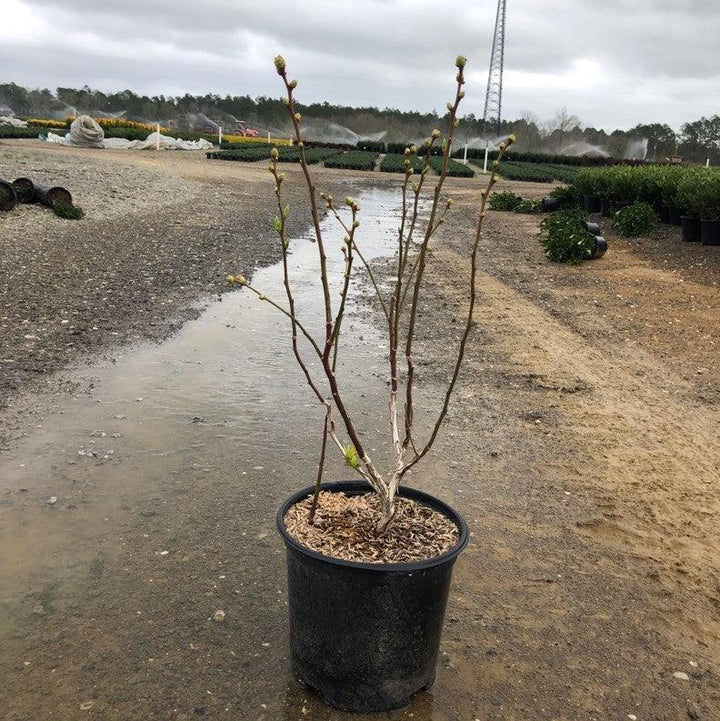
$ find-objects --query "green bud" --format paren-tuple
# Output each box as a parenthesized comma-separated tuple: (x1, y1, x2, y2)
(273, 216, 282, 232)
(507, 134, 517, 144)
(431, 129, 441, 139)
(294, 112, 302, 122)
(344, 196, 355, 207)
(270, 147, 279, 160)
(289, 79, 298, 89)
(455, 55, 467, 68)
(283, 204, 290, 218)
(447, 102, 454, 112)
(343, 444, 359, 470)
(274, 55, 286, 74)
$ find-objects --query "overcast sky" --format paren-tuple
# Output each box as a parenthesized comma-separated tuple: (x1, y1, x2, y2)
(2, 0, 719, 132)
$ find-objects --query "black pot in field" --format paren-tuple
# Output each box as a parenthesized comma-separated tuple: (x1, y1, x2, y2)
(0, 180, 17, 211)
(582, 194, 602, 213)
(277, 481, 468, 713)
(700, 219, 720, 246)
(540, 196, 561, 212)
(680, 216, 701, 243)
(667, 205, 683, 226)
(11, 177, 35, 203)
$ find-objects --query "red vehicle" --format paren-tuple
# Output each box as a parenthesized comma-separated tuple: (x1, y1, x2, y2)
(235, 120, 259, 137)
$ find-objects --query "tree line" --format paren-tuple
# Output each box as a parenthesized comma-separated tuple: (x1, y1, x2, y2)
(0, 81, 717, 164)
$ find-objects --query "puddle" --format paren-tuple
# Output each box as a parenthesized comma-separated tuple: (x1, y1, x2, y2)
(0, 185, 406, 596)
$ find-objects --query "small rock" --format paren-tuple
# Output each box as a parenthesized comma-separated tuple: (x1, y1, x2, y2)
(672, 671, 690, 681)
(441, 652, 456, 669)
(212, 610, 226, 622)
(32, 603, 45, 615)
(628, 715, 637, 720)
(47, 496, 57, 505)
(79, 701, 95, 711)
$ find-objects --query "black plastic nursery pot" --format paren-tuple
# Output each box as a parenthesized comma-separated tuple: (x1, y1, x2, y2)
(0, 180, 17, 211)
(540, 196, 561, 212)
(700, 219, 720, 246)
(581, 194, 602, 213)
(589, 235, 608, 259)
(667, 205, 683, 226)
(276, 481, 468, 713)
(681, 216, 701, 243)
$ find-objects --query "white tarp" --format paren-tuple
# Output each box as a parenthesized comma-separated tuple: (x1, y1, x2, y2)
(0, 116, 28, 127)
(45, 114, 214, 151)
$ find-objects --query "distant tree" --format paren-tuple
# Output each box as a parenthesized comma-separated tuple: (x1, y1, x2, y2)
(627, 123, 676, 161)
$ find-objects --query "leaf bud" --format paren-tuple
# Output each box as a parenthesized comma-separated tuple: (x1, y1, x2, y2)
(498, 142, 506, 151)
(459, 90, 465, 99)
(344, 196, 356, 207)
(455, 55, 467, 68)
(507, 134, 517, 144)
(289, 79, 298, 89)
(446, 102, 454, 112)
(258, 293, 266, 301)
(294, 112, 302, 122)
(431, 129, 441, 140)
(270, 147, 279, 159)
(274, 55, 286, 74)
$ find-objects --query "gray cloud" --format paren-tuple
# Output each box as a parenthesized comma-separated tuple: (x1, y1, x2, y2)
(3, 0, 719, 130)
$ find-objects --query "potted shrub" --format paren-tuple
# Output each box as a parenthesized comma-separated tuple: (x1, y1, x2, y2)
(677, 168, 720, 244)
(676, 168, 702, 242)
(694, 170, 720, 246)
(227, 55, 514, 712)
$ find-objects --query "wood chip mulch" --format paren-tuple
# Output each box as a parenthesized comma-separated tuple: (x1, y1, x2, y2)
(283, 491, 460, 564)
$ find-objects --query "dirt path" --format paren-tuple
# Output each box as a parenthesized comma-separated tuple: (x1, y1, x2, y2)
(0, 145, 718, 720)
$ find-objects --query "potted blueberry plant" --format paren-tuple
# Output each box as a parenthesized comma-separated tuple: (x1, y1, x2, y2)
(227, 55, 514, 712)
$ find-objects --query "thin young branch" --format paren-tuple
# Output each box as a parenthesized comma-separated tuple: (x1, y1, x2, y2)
(401, 65, 467, 453)
(397, 136, 516, 485)
(273, 56, 389, 505)
(274, 57, 334, 348)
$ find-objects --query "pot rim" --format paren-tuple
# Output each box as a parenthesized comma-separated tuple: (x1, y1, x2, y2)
(276, 480, 468, 573)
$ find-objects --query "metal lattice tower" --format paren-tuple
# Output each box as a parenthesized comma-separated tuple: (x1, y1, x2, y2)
(482, 0, 507, 136)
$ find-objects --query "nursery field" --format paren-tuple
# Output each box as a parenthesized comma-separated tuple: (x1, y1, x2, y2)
(0, 139, 718, 720)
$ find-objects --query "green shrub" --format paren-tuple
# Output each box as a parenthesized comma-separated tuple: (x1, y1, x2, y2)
(610, 201, 659, 237)
(539, 208, 594, 264)
(52, 201, 85, 220)
(323, 150, 378, 171)
(428, 156, 474, 177)
(488, 191, 522, 211)
(677, 168, 720, 220)
(379, 153, 425, 174)
(515, 199, 540, 214)
(549, 184, 581, 209)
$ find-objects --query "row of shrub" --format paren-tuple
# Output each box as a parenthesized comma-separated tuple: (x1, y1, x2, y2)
(498, 161, 578, 184)
(452, 147, 643, 167)
(323, 150, 379, 171)
(379, 154, 425, 174)
(575, 165, 720, 220)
